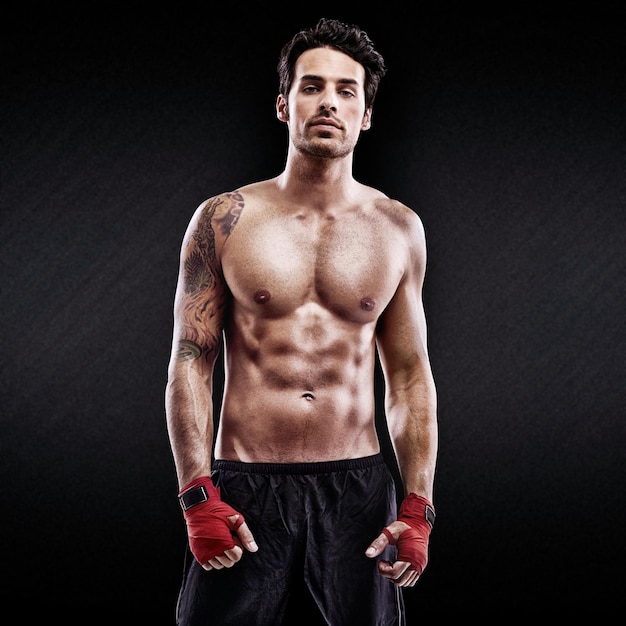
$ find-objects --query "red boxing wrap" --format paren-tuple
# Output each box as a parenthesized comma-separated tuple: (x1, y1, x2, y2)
(178, 476, 245, 565)
(385, 493, 435, 575)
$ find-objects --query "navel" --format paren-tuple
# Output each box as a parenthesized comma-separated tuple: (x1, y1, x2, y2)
(360, 297, 375, 311)
(253, 289, 271, 304)
(302, 392, 315, 401)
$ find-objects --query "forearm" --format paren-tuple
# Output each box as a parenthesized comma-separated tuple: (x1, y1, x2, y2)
(165, 361, 214, 488)
(386, 373, 438, 501)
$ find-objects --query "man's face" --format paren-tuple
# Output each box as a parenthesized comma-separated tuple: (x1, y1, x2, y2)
(276, 47, 372, 159)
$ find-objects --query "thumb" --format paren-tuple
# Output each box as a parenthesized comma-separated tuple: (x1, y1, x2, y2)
(229, 515, 259, 553)
(365, 531, 389, 559)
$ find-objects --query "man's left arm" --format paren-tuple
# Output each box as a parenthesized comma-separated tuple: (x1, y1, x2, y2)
(366, 212, 438, 587)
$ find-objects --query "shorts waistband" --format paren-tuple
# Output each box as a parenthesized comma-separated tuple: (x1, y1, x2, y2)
(212, 453, 386, 475)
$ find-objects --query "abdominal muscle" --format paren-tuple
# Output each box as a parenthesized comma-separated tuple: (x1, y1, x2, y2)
(213, 306, 382, 463)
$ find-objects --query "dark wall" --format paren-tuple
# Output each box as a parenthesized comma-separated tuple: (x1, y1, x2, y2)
(2, 4, 624, 621)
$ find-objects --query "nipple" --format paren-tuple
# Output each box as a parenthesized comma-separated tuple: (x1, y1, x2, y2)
(253, 289, 271, 304)
(360, 297, 375, 311)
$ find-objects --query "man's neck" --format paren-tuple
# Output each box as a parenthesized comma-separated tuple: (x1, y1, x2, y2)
(277, 151, 358, 210)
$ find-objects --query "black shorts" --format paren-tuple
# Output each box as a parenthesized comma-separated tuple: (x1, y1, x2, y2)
(176, 454, 405, 626)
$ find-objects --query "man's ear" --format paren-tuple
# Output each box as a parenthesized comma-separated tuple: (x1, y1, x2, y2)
(276, 94, 289, 122)
(361, 107, 372, 131)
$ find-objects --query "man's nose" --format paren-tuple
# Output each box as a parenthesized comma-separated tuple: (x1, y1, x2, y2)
(319, 90, 338, 112)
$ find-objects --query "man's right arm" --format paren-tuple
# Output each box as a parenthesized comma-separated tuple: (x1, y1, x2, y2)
(165, 199, 226, 487)
(165, 194, 257, 571)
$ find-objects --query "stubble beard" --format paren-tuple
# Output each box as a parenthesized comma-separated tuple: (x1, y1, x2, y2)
(295, 130, 356, 160)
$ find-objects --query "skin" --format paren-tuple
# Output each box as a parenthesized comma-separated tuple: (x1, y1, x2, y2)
(165, 47, 438, 588)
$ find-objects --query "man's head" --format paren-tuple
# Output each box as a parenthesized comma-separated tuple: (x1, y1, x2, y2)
(277, 18, 387, 110)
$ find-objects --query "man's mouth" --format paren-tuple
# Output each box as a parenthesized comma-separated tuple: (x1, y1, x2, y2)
(310, 117, 341, 129)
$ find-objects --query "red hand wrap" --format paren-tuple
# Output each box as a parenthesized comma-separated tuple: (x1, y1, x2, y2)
(178, 476, 245, 564)
(390, 493, 435, 575)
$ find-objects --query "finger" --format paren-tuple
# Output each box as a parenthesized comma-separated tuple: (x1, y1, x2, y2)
(365, 532, 389, 558)
(393, 569, 419, 588)
(380, 560, 420, 587)
(377, 559, 411, 582)
(200, 545, 243, 571)
(389, 562, 420, 587)
(202, 556, 227, 571)
(223, 545, 244, 563)
(206, 553, 237, 570)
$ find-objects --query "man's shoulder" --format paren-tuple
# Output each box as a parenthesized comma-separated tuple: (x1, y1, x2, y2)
(369, 192, 424, 231)
(198, 178, 276, 206)
(191, 180, 276, 224)
(358, 183, 417, 216)
(233, 178, 277, 201)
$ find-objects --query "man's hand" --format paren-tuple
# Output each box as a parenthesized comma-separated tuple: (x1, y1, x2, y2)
(365, 521, 421, 587)
(201, 514, 258, 571)
(179, 476, 258, 571)
(365, 493, 435, 587)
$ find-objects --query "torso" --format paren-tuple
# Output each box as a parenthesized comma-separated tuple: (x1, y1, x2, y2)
(213, 179, 413, 463)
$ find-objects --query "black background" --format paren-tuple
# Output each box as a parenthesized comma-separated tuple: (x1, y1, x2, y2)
(2, 2, 625, 621)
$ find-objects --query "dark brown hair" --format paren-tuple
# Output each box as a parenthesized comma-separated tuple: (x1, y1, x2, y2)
(277, 18, 387, 109)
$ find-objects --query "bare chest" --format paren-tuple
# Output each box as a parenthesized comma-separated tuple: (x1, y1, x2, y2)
(221, 211, 405, 320)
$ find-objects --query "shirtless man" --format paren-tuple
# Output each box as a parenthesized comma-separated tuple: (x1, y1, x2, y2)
(166, 18, 438, 625)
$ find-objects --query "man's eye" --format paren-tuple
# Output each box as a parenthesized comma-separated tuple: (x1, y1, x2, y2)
(340, 90, 355, 97)
(303, 86, 319, 93)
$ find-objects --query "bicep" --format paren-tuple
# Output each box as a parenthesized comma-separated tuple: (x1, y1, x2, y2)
(376, 276, 429, 384)
(171, 206, 227, 366)
(376, 221, 430, 384)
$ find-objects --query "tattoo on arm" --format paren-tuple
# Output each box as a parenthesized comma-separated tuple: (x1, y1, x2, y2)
(177, 193, 244, 362)
(214, 191, 244, 236)
(184, 192, 244, 294)
(176, 339, 202, 361)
